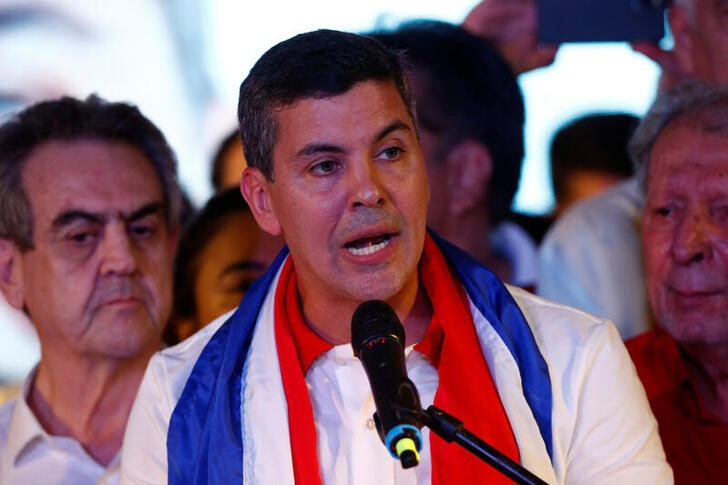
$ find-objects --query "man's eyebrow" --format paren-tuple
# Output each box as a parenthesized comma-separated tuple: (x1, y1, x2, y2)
(296, 143, 346, 159)
(126, 202, 167, 222)
(51, 202, 167, 229)
(372, 120, 412, 144)
(294, 120, 413, 159)
(52, 210, 104, 229)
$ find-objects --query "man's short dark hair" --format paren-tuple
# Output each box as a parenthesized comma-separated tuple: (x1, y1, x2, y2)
(372, 20, 525, 224)
(237, 29, 415, 181)
(0, 95, 182, 250)
(0, 95, 181, 250)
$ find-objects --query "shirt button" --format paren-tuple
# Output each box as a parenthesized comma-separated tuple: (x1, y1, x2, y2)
(365, 418, 376, 430)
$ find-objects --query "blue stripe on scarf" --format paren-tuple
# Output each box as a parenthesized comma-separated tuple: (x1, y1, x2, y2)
(167, 247, 289, 485)
(167, 234, 552, 483)
(430, 232, 553, 457)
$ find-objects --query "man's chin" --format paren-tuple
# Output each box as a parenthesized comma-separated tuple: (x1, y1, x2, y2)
(662, 313, 728, 346)
(343, 273, 414, 305)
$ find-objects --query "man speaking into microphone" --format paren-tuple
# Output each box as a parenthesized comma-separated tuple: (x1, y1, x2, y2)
(120, 28, 671, 484)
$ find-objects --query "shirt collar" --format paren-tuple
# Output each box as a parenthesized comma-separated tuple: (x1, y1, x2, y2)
(7, 366, 47, 465)
(6, 366, 123, 470)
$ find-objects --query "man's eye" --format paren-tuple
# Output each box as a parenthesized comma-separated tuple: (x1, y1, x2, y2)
(68, 231, 96, 245)
(129, 215, 162, 239)
(379, 146, 403, 160)
(655, 206, 672, 217)
(130, 224, 155, 238)
(311, 160, 338, 175)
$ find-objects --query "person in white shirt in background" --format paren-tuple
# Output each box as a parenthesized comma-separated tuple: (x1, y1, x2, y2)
(0, 0, 226, 394)
(372, 21, 539, 291)
(0, 95, 181, 484)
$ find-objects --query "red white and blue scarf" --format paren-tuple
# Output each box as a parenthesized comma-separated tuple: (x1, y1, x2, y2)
(166, 231, 552, 484)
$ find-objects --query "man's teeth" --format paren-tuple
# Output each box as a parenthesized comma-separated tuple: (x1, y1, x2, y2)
(347, 237, 390, 256)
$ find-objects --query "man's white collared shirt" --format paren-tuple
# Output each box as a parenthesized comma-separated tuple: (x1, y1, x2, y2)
(0, 372, 120, 484)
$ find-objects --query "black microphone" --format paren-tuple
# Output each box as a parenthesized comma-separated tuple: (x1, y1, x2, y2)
(351, 300, 424, 469)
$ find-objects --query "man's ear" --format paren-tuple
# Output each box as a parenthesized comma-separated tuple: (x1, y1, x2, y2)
(445, 140, 493, 216)
(0, 239, 24, 310)
(240, 167, 282, 236)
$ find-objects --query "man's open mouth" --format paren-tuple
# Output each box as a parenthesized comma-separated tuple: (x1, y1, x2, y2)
(345, 233, 392, 256)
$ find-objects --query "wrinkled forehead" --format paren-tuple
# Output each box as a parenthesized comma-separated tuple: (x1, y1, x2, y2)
(648, 118, 728, 183)
(274, 77, 415, 118)
(270, 80, 417, 139)
(22, 138, 163, 199)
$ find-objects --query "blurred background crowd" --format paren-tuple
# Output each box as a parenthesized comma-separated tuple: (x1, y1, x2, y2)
(0, 0, 662, 386)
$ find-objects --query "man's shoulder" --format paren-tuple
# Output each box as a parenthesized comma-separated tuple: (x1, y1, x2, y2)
(504, 285, 629, 368)
(150, 310, 234, 392)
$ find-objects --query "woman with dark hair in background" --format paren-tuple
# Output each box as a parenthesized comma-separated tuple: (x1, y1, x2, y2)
(166, 187, 282, 344)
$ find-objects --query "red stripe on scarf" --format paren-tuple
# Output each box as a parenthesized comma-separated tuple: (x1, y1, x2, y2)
(274, 259, 330, 484)
(416, 235, 520, 484)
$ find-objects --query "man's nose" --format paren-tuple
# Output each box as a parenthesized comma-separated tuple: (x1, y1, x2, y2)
(349, 159, 386, 208)
(98, 224, 139, 275)
(671, 210, 715, 264)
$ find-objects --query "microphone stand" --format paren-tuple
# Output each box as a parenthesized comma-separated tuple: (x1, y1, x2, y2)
(404, 405, 548, 485)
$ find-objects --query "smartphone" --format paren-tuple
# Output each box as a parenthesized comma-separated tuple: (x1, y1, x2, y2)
(537, 0, 667, 44)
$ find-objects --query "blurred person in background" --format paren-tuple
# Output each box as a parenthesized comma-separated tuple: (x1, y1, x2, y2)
(538, 0, 728, 339)
(511, 112, 638, 243)
(626, 81, 728, 485)
(633, 0, 728, 90)
(548, 112, 637, 220)
(0, 0, 222, 390)
(210, 130, 247, 192)
(0, 95, 180, 483)
(373, 21, 538, 290)
(462, 0, 561, 245)
(165, 187, 282, 345)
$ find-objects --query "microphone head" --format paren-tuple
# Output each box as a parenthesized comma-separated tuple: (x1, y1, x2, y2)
(351, 300, 405, 357)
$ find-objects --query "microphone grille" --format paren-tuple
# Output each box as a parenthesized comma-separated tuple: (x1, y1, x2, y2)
(351, 300, 405, 357)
